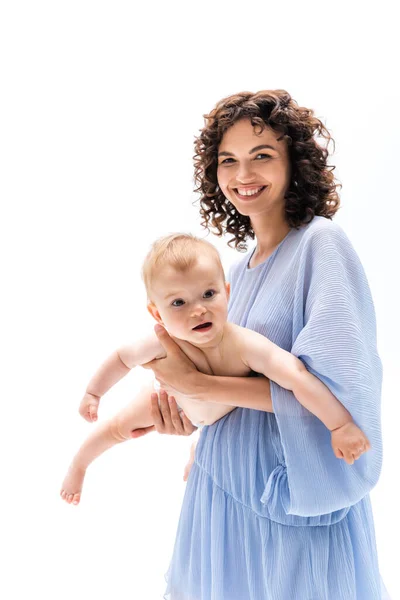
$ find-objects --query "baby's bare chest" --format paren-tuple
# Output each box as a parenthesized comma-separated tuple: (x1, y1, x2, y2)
(175, 334, 249, 378)
(206, 349, 249, 377)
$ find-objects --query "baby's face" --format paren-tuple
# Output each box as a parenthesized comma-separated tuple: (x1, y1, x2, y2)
(148, 254, 230, 347)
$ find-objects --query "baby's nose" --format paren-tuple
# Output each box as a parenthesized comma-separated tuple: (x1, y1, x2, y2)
(192, 305, 207, 316)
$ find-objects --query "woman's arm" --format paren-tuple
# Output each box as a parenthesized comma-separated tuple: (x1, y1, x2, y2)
(194, 372, 273, 411)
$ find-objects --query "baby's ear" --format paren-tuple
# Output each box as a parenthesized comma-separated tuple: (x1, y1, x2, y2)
(147, 303, 163, 324)
(225, 282, 231, 299)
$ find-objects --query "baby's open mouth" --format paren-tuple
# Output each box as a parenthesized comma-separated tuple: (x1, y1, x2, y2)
(192, 322, 212, 331)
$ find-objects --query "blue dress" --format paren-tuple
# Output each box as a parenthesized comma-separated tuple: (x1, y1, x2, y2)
(164, 217, 390, 600)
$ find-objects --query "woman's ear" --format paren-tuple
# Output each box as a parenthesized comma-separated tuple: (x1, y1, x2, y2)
(225, 282, 231, 300)
(147, 303, 163, 324)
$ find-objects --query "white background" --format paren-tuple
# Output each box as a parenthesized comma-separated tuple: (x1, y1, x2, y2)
(0, 1, 398, 598)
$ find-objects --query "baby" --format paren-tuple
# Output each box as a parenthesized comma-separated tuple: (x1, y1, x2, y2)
(60, 233, 370, 505)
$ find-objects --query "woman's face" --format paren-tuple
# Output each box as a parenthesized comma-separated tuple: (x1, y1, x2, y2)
(217, 118, 291, 220)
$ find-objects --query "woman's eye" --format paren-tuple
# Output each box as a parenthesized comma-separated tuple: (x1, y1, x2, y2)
(203, 289, 215, 298)
(219, 154, 270, 166)
(171, 299, 185, 307)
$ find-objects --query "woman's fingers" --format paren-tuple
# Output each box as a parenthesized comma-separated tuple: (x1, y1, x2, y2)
(154, 324, 180, 353)
(131, 426, 155, 438)
(142, 359, 155, 370)
(168, 397, 185, 435)
(181, 411, 198, 435)
(141, 326, 181, 371)
(148, 390, 197, 436)
(150, 392, 166, 432)
(158, 389, 174, 433)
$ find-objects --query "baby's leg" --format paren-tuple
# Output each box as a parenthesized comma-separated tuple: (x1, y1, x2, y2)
(60, 382, 155, 505)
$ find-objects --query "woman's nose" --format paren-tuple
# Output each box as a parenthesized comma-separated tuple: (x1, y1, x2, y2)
(236, 161, 257, 183)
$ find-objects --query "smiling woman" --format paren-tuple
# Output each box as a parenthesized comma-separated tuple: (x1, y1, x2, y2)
(196, 90, 340, 252)
(217, 121, 291, 209)
(142, 90, 391, 600)
(216, 119, 293, 264)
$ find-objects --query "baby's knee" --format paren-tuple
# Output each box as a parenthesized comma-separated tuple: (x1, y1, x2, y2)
(109, 414, 131, 443)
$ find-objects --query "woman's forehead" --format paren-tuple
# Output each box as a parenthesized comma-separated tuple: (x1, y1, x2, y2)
(219, 118, 283, 151)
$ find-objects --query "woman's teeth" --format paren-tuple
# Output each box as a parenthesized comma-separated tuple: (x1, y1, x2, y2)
(236, 186, 264, 196)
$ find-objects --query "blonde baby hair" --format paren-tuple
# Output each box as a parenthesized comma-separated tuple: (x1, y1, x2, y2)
(142, 233, 224, 301)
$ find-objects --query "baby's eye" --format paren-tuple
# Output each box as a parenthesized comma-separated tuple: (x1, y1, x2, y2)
(203, 289, 215, 299)
(171, 299, 185, 307)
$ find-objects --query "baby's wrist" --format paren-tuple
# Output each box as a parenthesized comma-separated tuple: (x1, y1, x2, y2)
(85, 390, 101, 400)
(329, 417, 353, 433)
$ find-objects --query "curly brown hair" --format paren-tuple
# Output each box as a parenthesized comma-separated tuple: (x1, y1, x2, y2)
(194, 90, 341, 251)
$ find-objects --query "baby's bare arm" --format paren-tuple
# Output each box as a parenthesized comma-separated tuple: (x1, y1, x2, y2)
(80, 333, 165, 422)
(237, 326, 353, 431)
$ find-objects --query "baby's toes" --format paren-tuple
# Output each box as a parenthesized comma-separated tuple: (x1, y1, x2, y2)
(72, 493, 80, 505)
(67, 494, 74, 504)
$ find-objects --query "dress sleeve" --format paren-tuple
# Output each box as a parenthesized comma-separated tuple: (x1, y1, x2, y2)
(262, 224, 383, 518)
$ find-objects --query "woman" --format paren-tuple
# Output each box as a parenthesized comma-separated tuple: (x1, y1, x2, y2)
(136, 90, 389, 599)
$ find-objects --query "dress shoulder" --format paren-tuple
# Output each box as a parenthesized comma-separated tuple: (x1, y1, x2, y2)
(300, 216, 348, 244)
(295, 217, 358, 269)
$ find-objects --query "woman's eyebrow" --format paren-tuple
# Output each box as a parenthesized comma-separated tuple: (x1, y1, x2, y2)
(218, 144, 277, 157)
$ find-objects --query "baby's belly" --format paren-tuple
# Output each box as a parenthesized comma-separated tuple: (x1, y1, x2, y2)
(175, 395, 234, 426)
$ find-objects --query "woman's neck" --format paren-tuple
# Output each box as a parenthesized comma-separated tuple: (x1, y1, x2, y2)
(251, 213, 290, 259)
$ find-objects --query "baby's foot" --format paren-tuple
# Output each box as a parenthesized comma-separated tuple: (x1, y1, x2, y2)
(60, 463, 86, 505)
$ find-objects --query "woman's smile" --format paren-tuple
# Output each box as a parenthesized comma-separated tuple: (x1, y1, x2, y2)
(217, 119, 291, 219)
(233, 185, 268, 201)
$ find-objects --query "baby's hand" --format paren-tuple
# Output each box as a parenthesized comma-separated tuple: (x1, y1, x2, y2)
(331, 421, 371, 465)
(79, 392, 100, 422)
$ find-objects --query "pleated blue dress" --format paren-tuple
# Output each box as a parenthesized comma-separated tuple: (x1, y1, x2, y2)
(164, 217, 390, 600)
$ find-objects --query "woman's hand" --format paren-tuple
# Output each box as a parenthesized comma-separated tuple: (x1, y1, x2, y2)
(142, 324, 201, 397)
(131, 326, 201, 439)
(131, 389, 197, 438)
